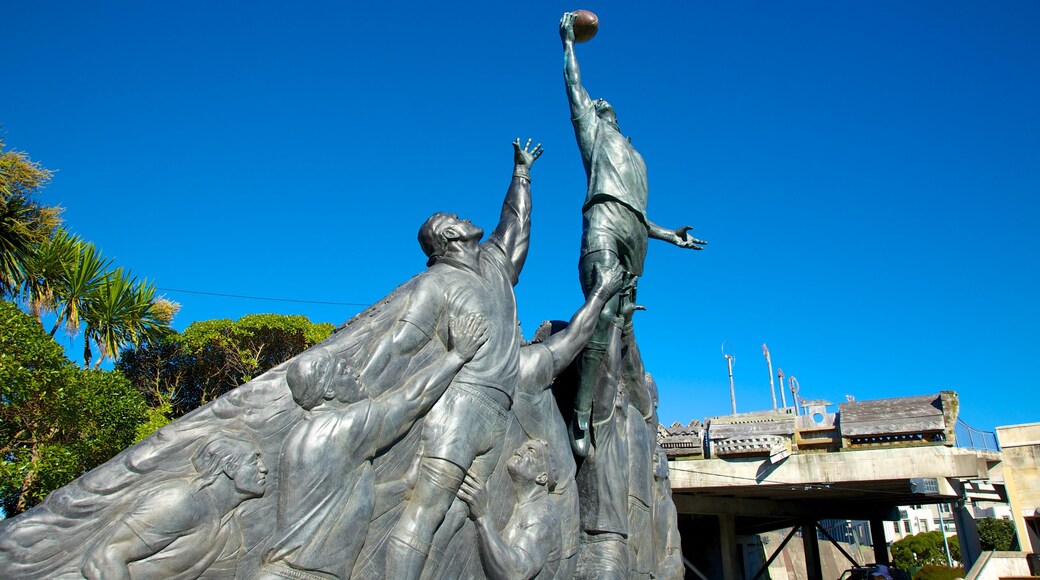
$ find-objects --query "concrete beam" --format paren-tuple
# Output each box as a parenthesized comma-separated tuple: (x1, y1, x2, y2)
(671, 493, 899, 522)
(670, 446, 989, 491)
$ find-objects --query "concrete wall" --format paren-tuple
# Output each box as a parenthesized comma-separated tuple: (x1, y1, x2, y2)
(995, 422, 1040, 555)
(963, 551, 1033, 579)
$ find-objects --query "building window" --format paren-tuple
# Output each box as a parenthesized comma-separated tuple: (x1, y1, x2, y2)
(904, 521, 911, 534)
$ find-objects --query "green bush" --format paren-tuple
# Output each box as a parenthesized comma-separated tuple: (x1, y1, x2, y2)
(0, 300, 146, 516)
(913, 564, 965, 580)
(976, 517, 1016, 551)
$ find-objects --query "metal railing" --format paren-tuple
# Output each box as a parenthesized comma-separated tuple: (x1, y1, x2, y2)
(955, 418, 1000, 452)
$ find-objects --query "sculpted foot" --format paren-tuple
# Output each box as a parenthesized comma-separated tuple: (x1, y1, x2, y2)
(570, 410, 591, 457)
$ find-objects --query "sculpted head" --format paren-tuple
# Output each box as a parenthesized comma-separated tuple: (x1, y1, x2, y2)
(507, 438, 557, 491)
(594, 98, 617, 125)
(191, 435, 267, 497)
(418, 212, 483, 267)
(287, 347, 365, 410)
(653, 446, 670, 481)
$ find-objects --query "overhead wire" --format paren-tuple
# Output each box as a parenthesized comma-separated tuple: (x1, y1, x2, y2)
(156, 287, 371, 307)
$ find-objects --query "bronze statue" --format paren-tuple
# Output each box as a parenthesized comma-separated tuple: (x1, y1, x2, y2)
(559, 11, 706, 457)
(382, 139, 543, 580)
(258, 314, 488, 579)
(458, 438, 562, 580)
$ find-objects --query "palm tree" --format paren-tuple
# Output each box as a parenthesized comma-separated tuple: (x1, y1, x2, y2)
(82, 269, 172, 368)
(0, 139, 59, 296)
(50, 239, 111, 338)
(19, 229, 79, 324)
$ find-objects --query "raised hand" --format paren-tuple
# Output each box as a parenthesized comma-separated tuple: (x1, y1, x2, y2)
(559, 12, 577, 44)
(448, 313, 489, 361)
(513, 137, 544, 169)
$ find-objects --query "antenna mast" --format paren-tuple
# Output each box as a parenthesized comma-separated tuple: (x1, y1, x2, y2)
(788, 376, 800, 416)
(762, 344, 777, 409)
(722, 342, 736, 414)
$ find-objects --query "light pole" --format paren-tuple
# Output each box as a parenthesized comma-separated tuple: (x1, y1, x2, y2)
(763, 344, 777, 409)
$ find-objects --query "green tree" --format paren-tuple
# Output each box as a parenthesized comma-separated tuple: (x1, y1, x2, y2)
(81, 268, 172, 369)
(19, 228, 80, 324)
(0, 139, 61, 296)
(0, 300, 146, 516)
(118, 313, 334, 420)
(976, 517, 1016, 551)
(892, 530, 959, 570)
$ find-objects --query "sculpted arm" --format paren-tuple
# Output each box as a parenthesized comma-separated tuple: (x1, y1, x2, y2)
(561, 12, 593, 117)
(492, 139, 542, 279)
(369, 313, 488, 451)
(541, 263, 623, 377)
(361, 283, 443, 382)
(82, 492, 193, 580)
(458, 474, 546, 580)
(647, 220, 707, 250)
(82, 522, 160, 580)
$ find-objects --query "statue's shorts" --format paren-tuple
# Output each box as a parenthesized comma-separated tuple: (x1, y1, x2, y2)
(580, 200, 648, 279)
(421, 382, 510, 481)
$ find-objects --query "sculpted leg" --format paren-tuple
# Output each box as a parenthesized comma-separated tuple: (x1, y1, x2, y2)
(386, 457, 465, 580)
(574, 251, 623, 457)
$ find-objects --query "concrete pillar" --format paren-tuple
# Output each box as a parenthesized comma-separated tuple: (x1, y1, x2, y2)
(718, 514, 741, 580)
(869, 518, 890, 565)
(802, 522, 823, 580)
(952, 498, 982, 571)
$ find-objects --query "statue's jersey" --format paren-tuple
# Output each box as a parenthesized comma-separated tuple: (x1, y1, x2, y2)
(573, 100, 649, 221)
(263, 401, 377, 578)
(401, 237, 520, 403)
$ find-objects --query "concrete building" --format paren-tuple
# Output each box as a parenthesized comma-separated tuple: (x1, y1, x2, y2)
(995, 423, 1040, 563)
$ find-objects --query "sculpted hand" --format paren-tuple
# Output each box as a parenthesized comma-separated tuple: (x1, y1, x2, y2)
(513, 138, 544, 170)
(449, 313, 489, 361)
(671, 226, 707, 250)
(559, 12, 577, 44)
(457, 473, 488, 521)
(592, 263, 624, 298)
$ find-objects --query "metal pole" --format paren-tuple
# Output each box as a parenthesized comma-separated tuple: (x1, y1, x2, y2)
(725, 353, 736, 414)
(763, 344, 777, 409)
(789, 376, 800, 416)
(938, 504, 953, 567)
(778, 368, 787, 408)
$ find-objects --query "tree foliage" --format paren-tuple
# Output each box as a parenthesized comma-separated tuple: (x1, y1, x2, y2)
(976, 517, 1016, 551)
(118, 313, 334, 419)
(891, 530, 960, 570)
(0, 300, 146, 516)
(0, 138, 60, 296)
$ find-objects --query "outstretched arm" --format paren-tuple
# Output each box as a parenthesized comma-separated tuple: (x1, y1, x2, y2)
(491, 139, 542, 280)
(647, 221, 708, 250)
(370, 314, 488, 452)
(561, 12, 593, 118)
(541, 263, 624, 378)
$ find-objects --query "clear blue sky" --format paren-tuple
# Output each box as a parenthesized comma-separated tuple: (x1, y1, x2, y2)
(3, 1, 1038, 433)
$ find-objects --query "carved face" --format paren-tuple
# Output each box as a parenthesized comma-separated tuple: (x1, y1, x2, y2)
(233, 451, 268, 497)
(441, 214, 483, 244)
(327, 359, 365, 404)
(594, 98, 616, 124)
(506, 440, 549, 487)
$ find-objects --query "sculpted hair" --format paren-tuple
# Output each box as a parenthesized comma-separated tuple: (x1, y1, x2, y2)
(418, 212, 453, 267)
(191, 435, 256, 487)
